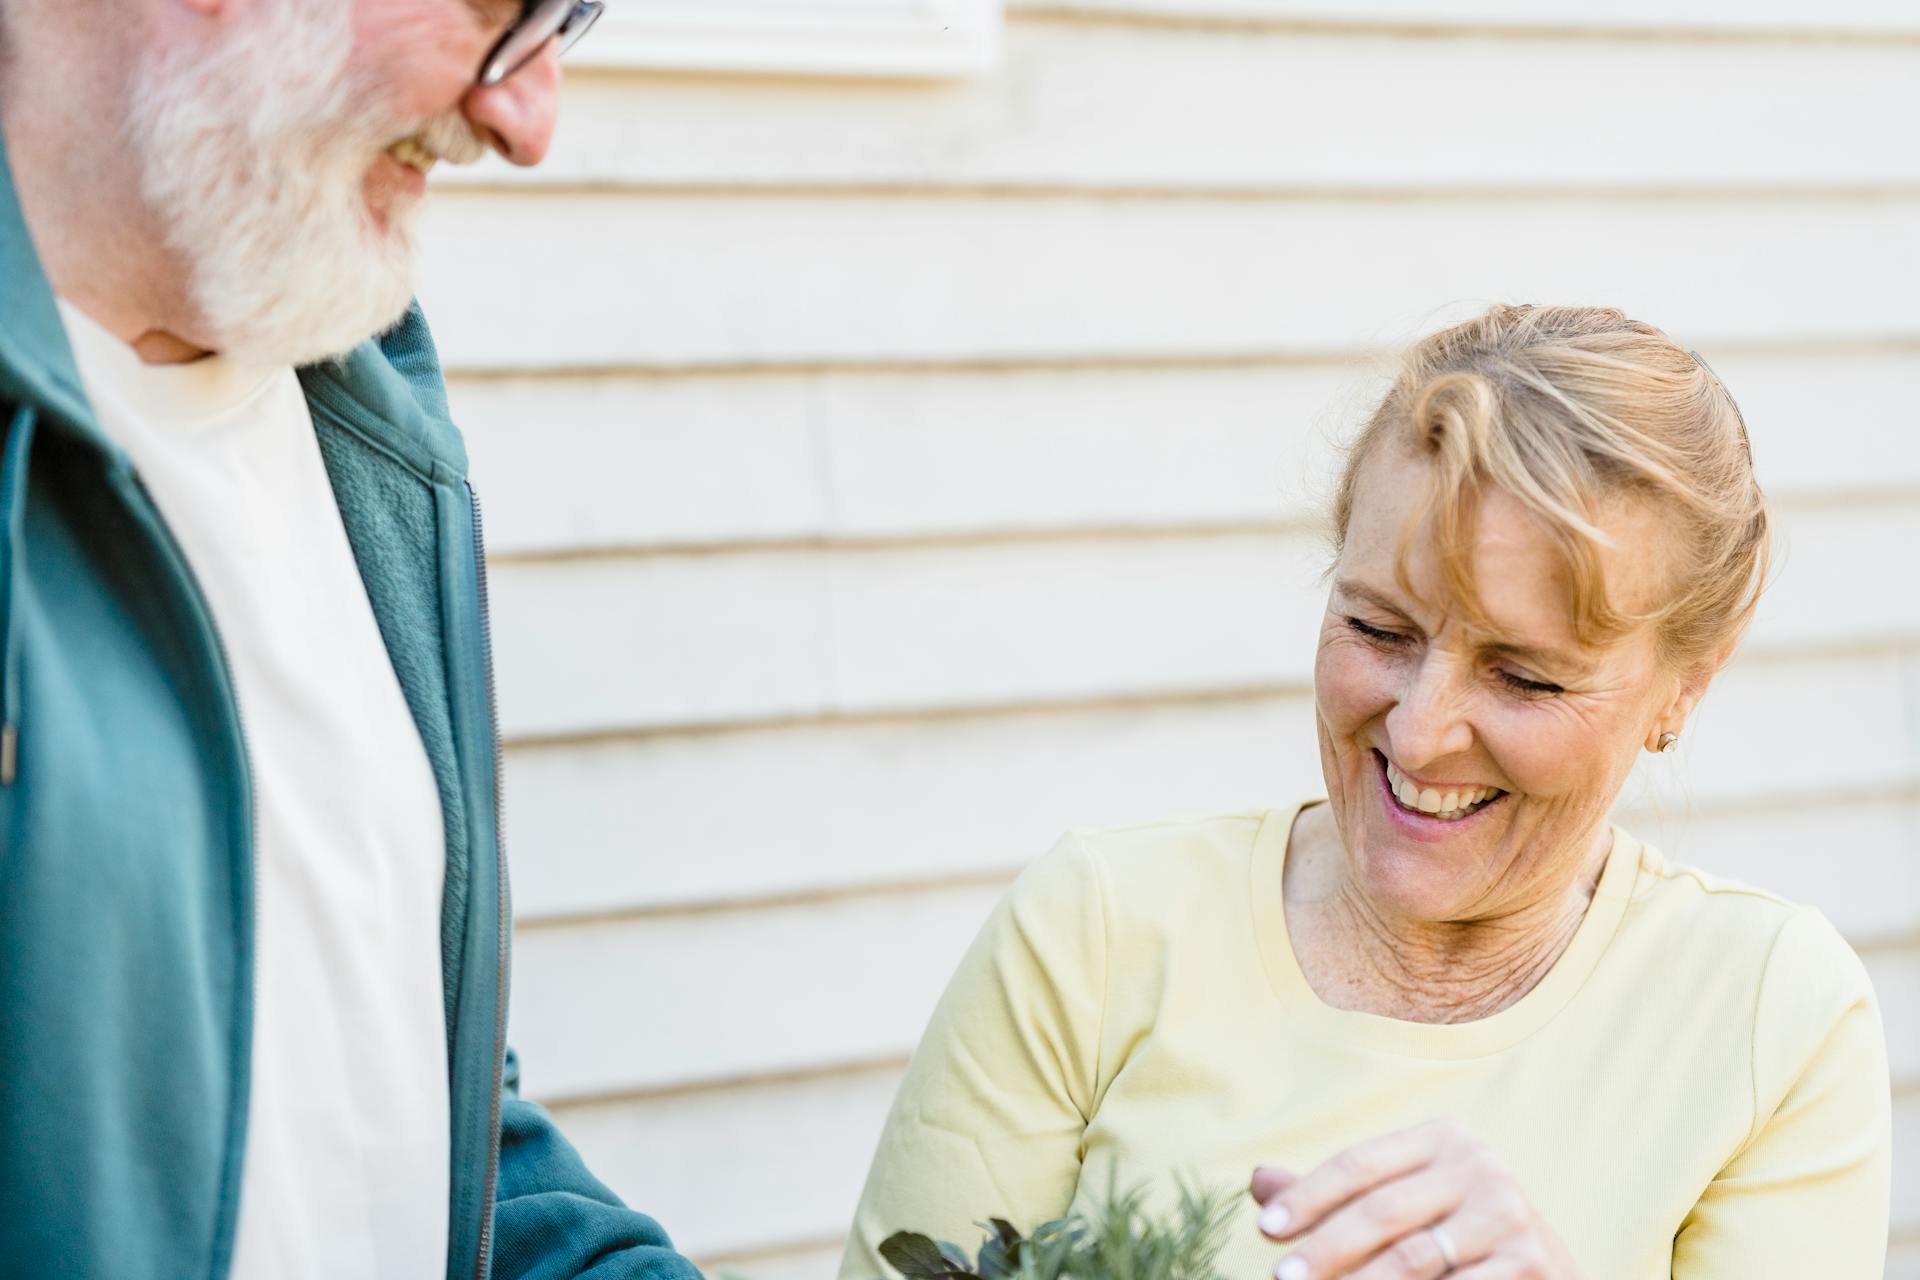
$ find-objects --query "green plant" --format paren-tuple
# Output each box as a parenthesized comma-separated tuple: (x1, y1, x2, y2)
(877, 1178, 1236, 1280)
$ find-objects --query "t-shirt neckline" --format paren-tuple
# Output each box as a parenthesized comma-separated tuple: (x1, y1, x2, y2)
(1249, 802, 1643, 1059)
(55, 298, 285, 427)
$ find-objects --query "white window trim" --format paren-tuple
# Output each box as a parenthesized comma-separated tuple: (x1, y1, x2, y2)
(575, 0, 1002, 78)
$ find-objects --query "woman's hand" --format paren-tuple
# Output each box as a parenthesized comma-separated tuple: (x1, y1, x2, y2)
(1250, 1119, 1583, 1280)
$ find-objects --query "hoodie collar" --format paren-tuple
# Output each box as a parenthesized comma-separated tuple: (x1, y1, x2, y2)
(0, 127, 112, 452)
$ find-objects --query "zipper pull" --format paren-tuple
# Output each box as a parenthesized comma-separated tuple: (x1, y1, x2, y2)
(0, 404, 39, 786)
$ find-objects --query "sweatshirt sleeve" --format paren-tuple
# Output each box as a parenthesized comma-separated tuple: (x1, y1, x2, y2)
(489, 1048, 706, 1280)
(837, 834, 1110, 1280)
(1671, 907, 1893, 1278)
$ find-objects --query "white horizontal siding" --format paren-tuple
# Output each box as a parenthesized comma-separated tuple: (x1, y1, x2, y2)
(1899, 1091, 1920, 1252)
(505, 696, 1324, 920)
(458, 362, 1356, 554)
(1003, 0, 1920, 33)
(1879, 951, 1920, 1093)
(454, 22, 1920, 192)
(417, 194, 1920, 371)
(489, 533, 1313, 737)
(458, 351, 1920, 556)
(577, 0, 999, 79)
(697, 1245, 845, 1280)
(510, 882, 1003, 1099)
(551, 1066, 904, 1260)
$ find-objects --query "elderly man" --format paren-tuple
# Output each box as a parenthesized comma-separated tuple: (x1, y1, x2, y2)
(0, 1, 697, 1277)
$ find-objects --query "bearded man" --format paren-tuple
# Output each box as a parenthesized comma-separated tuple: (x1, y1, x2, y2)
(0, 2, 701, 1278)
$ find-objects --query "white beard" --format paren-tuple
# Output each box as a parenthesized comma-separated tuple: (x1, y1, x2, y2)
(128, 3, 468, 367)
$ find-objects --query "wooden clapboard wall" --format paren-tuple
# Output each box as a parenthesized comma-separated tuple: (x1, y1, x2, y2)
(416, 4, 1920, 1276)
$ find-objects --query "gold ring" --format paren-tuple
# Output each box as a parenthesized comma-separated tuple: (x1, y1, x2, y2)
(1428, 1223, 1461, 1272)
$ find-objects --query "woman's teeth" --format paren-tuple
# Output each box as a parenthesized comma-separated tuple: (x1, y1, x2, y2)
(1383, 758, 1502, 820)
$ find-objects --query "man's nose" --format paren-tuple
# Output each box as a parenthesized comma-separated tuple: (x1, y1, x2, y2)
(460, 42, 562, 167)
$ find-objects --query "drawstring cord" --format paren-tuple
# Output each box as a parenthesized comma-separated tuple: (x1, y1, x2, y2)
(1, 403, 37, 784)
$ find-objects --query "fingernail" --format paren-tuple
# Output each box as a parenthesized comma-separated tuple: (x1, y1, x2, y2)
(1258, 1204, 1292, 1236)
(1274, 1257, 1309, 1280)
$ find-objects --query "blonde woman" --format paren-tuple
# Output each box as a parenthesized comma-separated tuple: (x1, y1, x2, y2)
(838, 306, 1892, 1280)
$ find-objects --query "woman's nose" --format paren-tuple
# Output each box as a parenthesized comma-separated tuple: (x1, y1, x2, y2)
(1384, 656, 1474, 770)
(460, 42, 562, 167)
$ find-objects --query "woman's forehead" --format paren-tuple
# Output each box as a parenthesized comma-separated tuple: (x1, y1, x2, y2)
(1340, 444, 1673, 655)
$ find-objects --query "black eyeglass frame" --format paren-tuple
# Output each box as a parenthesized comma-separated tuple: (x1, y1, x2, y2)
(478, 0, 605, 88)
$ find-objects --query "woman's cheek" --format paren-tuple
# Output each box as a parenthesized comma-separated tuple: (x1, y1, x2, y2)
(1480, 702, 1594, 802)
(1315, 635, 1397, 733)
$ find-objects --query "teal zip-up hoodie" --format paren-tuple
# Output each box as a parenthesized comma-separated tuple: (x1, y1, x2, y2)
(0, 134, 703, 1280)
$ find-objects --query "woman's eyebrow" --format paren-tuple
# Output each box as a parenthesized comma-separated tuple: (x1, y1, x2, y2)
(1482, 639, 1591, 675)
(1331, 579, 1414, 619)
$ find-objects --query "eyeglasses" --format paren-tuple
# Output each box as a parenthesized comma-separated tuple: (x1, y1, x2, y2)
(478, 0, 605, 88)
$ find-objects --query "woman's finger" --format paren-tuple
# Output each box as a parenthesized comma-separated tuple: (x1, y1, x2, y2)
(1341, 1209, 1489, 1280)
(1251, 1166, 1299, 1204)
(1271, 1168, 1466, 1280)
(1259, 1120, 1455, 1241)
(1440, 1260, 1527, 1280)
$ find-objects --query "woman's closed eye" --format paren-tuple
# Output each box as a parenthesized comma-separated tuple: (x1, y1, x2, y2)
(1496, 668, 1563, 697)
(1347, 616, 1565, 697)
(1344, 616, 1409, 647)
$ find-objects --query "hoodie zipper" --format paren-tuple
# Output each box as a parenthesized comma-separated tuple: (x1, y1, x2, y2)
(288, 380, 508, 1280)
(468, 480, 509, 1280)
(0, 403, 38, 786)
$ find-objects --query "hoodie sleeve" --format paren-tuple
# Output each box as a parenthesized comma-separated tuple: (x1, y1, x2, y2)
(488, 1048, 707, 1280)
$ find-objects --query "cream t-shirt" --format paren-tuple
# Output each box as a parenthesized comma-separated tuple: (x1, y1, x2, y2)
(58, 303, 452, 1279)
(841, 806, 1892, 1279)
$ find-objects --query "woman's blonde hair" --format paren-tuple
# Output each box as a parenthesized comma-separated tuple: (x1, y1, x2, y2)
(1330, 304, 1770, 673)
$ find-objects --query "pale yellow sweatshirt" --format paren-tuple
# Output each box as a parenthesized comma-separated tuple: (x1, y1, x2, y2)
(839, 806, 1892, 1280)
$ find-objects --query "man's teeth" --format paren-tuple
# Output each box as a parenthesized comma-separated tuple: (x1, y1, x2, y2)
(1383, 758, 1501, 819)
(388, 138, 438, 174)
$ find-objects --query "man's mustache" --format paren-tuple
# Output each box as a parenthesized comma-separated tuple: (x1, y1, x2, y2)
(396, 112, 487, 167)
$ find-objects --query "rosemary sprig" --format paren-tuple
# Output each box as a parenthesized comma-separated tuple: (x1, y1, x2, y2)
(877, 1177, 1237, 1280)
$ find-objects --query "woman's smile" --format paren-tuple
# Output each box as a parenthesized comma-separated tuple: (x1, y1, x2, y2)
(1365, 747, 1511, 851)
(1375, 749, 1506, 821)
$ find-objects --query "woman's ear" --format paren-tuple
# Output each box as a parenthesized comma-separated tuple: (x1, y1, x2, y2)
(1645, 652, 1723, 752)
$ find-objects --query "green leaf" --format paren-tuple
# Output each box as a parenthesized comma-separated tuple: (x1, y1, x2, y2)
(974, 1217, 1027, 1280)
(882, 1233, 966, 1280)
(973, 1223, 1013, 1279)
